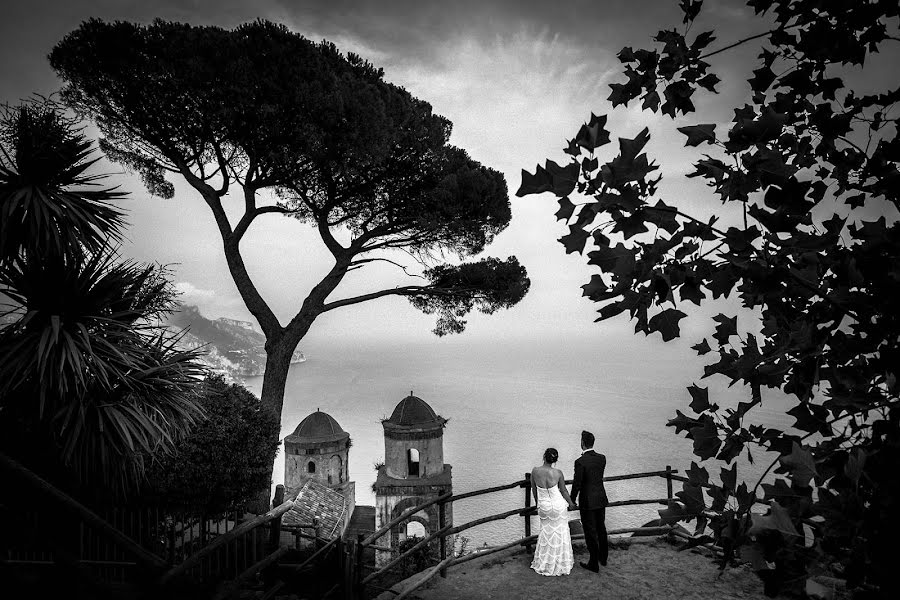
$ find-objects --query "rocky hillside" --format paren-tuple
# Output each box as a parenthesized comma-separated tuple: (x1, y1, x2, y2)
(166, 305, 305, 380)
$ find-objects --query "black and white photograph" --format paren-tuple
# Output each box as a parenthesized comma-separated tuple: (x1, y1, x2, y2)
(1, 1, 898, 599)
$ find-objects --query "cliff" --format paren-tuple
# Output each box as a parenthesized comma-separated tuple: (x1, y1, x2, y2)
(165, 304, 305, 381)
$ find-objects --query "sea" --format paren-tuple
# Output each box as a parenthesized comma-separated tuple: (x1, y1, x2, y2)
(244, 336, 793, 547)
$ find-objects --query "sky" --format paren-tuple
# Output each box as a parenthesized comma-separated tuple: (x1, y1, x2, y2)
(1, 0, 896, 361)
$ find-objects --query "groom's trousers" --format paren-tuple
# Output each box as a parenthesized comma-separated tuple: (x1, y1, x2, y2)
(580, 506, 608, 567)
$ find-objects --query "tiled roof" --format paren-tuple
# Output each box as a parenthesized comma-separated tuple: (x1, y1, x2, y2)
(283, 479, 347, 539)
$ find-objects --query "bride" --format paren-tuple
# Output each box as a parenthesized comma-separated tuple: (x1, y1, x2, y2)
(530, 447, 576, 576)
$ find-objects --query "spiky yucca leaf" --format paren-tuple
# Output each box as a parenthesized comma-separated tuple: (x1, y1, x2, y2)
(52, 332, 206, 494)
(0, 99, 207, 496)
(0, 256, 208, 493)
(0, 100, 126, 264)
(0, 246, 179, 410)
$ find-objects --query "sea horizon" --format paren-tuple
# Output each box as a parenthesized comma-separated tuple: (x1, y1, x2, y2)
(245, 335, 793, 546)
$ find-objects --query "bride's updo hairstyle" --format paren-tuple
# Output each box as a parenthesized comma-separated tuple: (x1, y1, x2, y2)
(543, 447, 558, 464)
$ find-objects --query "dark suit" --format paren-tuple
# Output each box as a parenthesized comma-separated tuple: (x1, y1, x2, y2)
(571, 449, 609, 568)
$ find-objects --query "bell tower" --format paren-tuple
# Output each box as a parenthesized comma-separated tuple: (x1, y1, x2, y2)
(373, 392, 452, 565)
(284, 409, 351, 491)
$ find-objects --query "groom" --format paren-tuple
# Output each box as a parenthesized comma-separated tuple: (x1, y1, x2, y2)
(571, 430, 609, 573)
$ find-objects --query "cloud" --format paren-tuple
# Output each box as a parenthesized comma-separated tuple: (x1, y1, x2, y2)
(376, 26, 619, 174)
(174, 281, 216, 300)
(173, 280, 254, 322)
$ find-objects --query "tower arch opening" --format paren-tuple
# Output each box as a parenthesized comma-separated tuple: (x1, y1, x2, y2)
(407, 448, 420, 478)
(307, 461, 316, 473)
(406, 521, 426, 539)
(329, 454, 342, 484)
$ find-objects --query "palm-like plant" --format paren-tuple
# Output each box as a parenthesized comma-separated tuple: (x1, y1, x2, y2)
(0, 100, 126, 264)
(0, 99, 205, 496)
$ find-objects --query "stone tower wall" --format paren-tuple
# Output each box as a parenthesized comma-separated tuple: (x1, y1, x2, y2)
(284, 438, 350, 490)
(373, 476, 453, 566)
(383, 428, 444, 479)
(383, 434, 443, 479)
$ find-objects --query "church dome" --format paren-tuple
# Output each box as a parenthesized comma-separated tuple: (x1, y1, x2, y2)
(386, 392, 445, 428)
(287, 410, 349, 443)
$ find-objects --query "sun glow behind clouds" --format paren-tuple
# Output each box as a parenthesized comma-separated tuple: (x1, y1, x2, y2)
(383, 28, 628, 334)
(383, 27, 619, 174)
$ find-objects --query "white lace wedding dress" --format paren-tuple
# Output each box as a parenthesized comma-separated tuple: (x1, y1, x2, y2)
(530, 485, 574, 576)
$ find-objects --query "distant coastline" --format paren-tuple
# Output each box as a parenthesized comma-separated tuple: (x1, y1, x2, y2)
(166, 304, 305, 381)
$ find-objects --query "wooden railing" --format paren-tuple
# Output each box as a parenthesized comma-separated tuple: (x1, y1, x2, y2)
(159, 485, 293, 598)
(0, 454, 340, 599)
(350, 466, 679, 599)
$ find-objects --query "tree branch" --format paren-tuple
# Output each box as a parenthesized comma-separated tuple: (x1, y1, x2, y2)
(213, 142, 230, 197)
(321, 284, 489, 313)
(175, 161, 282, 337)
(644, 204, 728, 238)
(177, 163, 233, 238)
(348, 257, 426, 279)
(321, 286, 425, 312)
(257, 205, 298, 217)
(318, 218, 346, 258)
(699, 31, 774, 60)
(698, 22, 800, 61)
(232, 187, 258, 242)
(748, 396, 900, 501)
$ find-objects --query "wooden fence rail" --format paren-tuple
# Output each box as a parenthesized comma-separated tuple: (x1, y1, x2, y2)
(352, 465, 680, 599)
(159, 498, 293, 584)
(0, 452, 169, 573)
(1, 459, 342, 599)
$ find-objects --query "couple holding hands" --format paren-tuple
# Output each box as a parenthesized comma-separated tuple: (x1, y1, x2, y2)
(530, 430, 608, 577)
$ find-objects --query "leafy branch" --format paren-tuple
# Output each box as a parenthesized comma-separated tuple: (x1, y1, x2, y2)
(519, 0, 900, 594)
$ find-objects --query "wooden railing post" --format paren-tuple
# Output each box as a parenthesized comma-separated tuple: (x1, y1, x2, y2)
(336, 536, 344, 592)
(269, 485, 285, 548)
(355, 533, 366, 600)
(160, 501, 293, 585)
(438, 500, 448, 578)
(344, 537, 355, 600)
(523, 472, 532, 550)
(665, 465, 673, 501)
(167, 520, 176, 565)
(314, 517, 321, 550)
(665, 465, 674, 540)
(200, 512, 208, 546)
(264, 484, 285, 589)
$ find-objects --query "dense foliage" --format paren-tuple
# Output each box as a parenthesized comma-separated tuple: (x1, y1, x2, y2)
(395, 535, 439, 579)
(142, 376, 280, 513)
(49, 21, 530, 506)
(0, 99, 205, 495)
(520, 0, 899, 596)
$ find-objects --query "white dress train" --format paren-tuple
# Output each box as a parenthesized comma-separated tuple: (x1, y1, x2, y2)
(530, 485, 574, 576)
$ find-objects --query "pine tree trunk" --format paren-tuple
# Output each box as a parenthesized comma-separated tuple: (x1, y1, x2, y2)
(252, 342, 294, 514)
